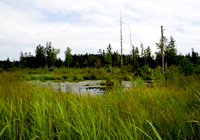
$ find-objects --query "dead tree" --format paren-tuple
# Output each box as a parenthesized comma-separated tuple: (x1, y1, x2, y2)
(120, 13, 123, 70)
(129, 26, 136, 73)
(161, 25, 164, 74)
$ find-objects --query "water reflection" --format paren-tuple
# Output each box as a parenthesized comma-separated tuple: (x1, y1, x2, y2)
(31, 80, 133, 94)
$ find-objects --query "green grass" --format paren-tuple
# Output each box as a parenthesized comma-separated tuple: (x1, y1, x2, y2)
(0, 71, 200, 139)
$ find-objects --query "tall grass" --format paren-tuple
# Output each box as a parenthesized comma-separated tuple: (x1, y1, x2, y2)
(0, 72, 199, 139)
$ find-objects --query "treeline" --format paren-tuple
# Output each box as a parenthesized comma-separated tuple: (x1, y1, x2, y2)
(0, 36, 200, 74)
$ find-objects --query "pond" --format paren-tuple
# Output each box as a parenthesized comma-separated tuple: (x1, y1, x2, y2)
(30, 80, 133, 94)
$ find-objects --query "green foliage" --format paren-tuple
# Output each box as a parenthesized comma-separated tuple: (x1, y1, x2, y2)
(179, 58, 194, 75)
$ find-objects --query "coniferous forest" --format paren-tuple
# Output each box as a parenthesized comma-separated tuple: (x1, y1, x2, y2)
(0, 36, 200, 76)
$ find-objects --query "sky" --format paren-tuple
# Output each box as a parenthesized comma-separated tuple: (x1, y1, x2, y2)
(0, 0, 200, 61)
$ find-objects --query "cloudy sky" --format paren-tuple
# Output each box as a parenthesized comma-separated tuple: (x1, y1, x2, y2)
(0, 0, 200, 61)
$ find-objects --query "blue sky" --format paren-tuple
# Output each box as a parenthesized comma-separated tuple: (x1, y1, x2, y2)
(0, 0, 200, 60)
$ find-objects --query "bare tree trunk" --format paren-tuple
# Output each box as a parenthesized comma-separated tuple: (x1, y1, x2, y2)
(68, 56, 69, 68)
(161, 25, 164, 74)
(129, 26, 135, 73)
(134, 51, 136, 73)
(165, 62, 167, 72)
(144, 50, 146, 65)
(120, 13, 123, 71)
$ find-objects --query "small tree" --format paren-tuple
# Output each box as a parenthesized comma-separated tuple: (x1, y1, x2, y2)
(179, 58, 194, 75)
(156, 37, 168, 59)
(35, 44, 46, 68)
(113, 51, 120, 67)
(65, 47, 73, 68)
(146, 46, 151, 58)
(165, 36, 177, 66)
(191, 48, 199, 65)
(140, 43, 144, 57)
(104, 44, 112, 67)
(135, 46, 140, 68)
(4, 57, 12, 70)
(45, 42, 60, 68)
(55, 58, 63, 68)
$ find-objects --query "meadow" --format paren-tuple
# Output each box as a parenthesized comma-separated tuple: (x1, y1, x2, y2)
(0, 67, 200, 140)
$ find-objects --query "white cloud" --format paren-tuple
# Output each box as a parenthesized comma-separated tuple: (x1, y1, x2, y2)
(0, 0, 200, 60)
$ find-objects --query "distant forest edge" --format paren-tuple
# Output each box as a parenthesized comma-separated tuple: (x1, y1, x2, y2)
(0, 36, 200, 75)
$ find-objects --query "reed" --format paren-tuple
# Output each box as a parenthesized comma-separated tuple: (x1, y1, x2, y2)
(0, 72, 199, 139)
